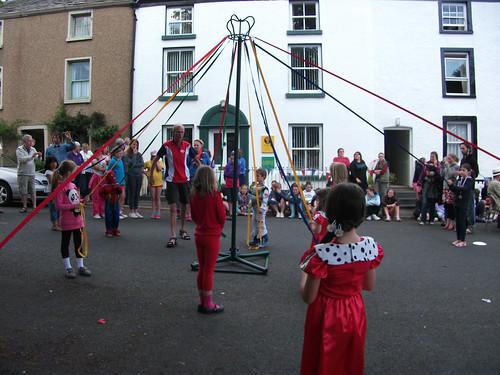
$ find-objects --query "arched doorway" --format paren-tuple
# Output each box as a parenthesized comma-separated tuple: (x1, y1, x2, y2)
(199, 103, 249, 171)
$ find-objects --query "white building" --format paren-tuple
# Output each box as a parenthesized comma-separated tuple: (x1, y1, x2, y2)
(132, 0, 500, 186)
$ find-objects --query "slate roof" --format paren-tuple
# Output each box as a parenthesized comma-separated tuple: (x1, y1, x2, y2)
(0, 0, 135, 18)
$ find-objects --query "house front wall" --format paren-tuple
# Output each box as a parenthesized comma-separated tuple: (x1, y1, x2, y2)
(0, 6, 134, 146)
(133, 0, 500, 185)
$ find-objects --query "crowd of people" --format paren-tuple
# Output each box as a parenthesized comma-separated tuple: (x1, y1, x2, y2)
(13, 128, 500, 375)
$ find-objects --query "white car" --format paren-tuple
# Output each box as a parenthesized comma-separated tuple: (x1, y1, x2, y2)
(0, 157, 49, 206)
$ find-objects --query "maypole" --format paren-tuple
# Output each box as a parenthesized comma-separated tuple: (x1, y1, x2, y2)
(191, 15, 269, 275)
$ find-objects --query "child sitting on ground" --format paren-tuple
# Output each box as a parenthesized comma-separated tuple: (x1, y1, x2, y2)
(365, 185, 381, 221)
(303, 181, 316, 213)
(249, 168, 270, 248)
(289, 182, 304, 219)
(99, 170, 123, 237)
(268, 181, 287, 218)
(237, 184, 251, 215)
(382, 188, 401, 222)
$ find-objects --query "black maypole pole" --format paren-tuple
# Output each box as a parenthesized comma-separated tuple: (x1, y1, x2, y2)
(191, 15, 269, 275)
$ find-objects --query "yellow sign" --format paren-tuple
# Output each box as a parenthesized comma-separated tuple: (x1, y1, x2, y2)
(261, 135, 275, 154)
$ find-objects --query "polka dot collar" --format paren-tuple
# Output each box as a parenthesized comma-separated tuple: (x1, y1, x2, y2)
(314, 236, 378, 265)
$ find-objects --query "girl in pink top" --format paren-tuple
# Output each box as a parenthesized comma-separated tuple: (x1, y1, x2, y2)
(54, 160, 92, 279)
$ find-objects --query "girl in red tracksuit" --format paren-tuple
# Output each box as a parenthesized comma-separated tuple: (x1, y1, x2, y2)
(190, 165, 226, 314)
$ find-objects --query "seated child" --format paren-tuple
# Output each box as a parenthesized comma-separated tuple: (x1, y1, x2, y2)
(289, 182, 304, 219)
(237, 184, 251, 215)
(269, 181, 287, 218)
(249, 168, 270, 247)
(365, 185, 381, 221)
(382, 188, 401, 222)
(303, 181, 316, 213)
(99, 170, 123, 237)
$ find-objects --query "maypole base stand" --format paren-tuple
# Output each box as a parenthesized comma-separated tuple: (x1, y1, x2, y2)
(191, 247, 269, 275)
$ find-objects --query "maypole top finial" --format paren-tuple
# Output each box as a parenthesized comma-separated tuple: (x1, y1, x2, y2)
(226, 15, 255, 41)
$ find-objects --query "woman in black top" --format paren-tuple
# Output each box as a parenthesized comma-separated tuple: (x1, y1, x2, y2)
(448, 163, 474, 247)
(349, 151, 368, 191)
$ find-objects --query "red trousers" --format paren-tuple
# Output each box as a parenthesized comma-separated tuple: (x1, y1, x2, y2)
(195, 234, 220, 291)
(89, 174, 104, 216)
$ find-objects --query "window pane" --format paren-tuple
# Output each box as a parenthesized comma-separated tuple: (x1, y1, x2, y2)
(304, 3, 316, 16)
(306, 127, 319, 148)
(169, 23, 181, 35)
(305, 17, 317, 30)
(292, 127, 305, 148)
(445, 58, 467, 78)
(293, 18, 304, 30)
(291, 47, 304, 67)
(182, 22, 192, 34)
(292, 3, 304, 17)
(72, 14, 91, 38)
(304, 47, 318, 66)
(292, 150, 306, 170)
(181, 8, 192, 21)
(167, 52, 179, 71)
(445, 80, 468, 94)
(307, 150, 320, 169)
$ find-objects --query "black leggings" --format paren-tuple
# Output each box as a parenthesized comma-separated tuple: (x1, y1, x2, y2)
(444, 203, 455, 220)
(366, 205, 380, 216)
(455, 206, 467, 241)
(61, 229, 83, 259)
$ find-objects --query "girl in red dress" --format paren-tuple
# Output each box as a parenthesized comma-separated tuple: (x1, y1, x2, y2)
(190, 166, 226, 314)
(300, 183, 384, 375)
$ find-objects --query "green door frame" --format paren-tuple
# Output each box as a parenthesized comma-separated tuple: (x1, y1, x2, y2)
(199, 104, 250, 177)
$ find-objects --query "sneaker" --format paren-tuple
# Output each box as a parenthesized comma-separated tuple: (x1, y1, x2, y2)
(93, 214, 102, 219)
(249, 237, 259, 247)
(260, 234, 269, 247)
(385, 217, 391, 222)
(119, 213, 128, 219)
(289, 215, 296, 219)
(366, 215, 372, 221)
(372, 214, 381, 221)
(78, 266, 92, 277)
(65, 268, 76, 279)
(105, 231, 113, 238)
(418, 220, 425, 225)
(136, 212, 143, 219)
(129, 212, 138, 219)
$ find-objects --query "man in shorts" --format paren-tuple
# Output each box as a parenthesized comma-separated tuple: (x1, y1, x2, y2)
(149, 124, 197, 247)
(16, 134, 42, 212)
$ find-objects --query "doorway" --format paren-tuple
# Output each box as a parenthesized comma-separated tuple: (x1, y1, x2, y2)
(384, 127, 412, 186)
(209, 129, 236, 166)
(19, 125, 48, 159)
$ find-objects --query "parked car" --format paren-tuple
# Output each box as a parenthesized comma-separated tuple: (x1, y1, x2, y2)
(0, 156, 49, 206)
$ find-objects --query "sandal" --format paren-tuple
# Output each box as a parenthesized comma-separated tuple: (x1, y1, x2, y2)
(197, 304, 224, 314)
(179, 230, 191, 240)
(166, 237, 177, 248)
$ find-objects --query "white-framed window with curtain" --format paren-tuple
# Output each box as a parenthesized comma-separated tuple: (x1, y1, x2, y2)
(67, 10, 92, 41)
(64, 57, 91, 103)
(163, 48, 194, 94)
(289, 45, 322, 92)
(162, 124, 193, 144)
(445, 121, 471, 157)
(290, 1, 319, 31)
(441, 2, 468, 31)
(289, 124, 322, 170)
(166, 7, 193, 35)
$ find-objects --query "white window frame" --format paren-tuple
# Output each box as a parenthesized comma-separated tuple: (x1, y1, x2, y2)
(166, 6, 194, 36)
(162, 124, 194, 144)
(444, 53, 470, 96)
(289, 124, 323, 170)
(0, 20, 4, 48)
(64, 57, 92, 104)
(445, 121, 471, 156)
(0, 66, 3, 109)
(289, 44, 322, 93)
(67, 10, 93, 42)
(163, 48, 195, 95)
(442, 2, 467, 31)
(290, 1, 319, 31)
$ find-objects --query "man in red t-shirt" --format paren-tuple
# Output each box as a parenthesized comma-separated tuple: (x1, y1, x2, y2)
(333, 148, 350, 169)
(149, 124, 197, 247)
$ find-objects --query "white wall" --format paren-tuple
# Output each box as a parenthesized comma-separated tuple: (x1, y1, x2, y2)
(133, 0, 500, 183)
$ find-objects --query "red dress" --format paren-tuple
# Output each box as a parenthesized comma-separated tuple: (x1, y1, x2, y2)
(300, 237, 384, 375)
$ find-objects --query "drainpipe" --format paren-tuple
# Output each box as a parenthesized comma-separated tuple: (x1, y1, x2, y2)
(129, 1, 138, 139)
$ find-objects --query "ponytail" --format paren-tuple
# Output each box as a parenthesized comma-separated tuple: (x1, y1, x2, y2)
(51, 160, 77, 192)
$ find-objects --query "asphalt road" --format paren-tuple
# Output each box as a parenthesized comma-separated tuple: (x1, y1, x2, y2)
(0, 206, 499, 375)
